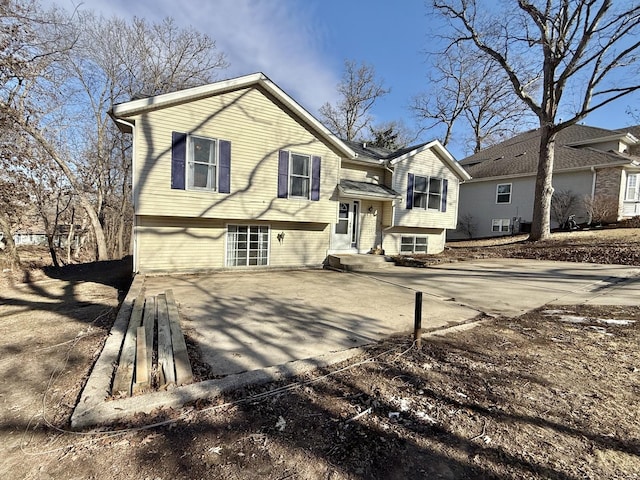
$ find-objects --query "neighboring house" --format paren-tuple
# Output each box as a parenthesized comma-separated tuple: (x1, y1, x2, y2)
(450, 124, 640, 239)
(110, 73, 470, 273)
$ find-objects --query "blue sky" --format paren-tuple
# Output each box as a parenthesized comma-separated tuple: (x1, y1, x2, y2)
(51, 0, 638, 158)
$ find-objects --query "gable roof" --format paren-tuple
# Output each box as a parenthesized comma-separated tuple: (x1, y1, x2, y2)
(110, 73, 356, 159)
(342, 139, 471, 181)
(460, 124, 640, 180)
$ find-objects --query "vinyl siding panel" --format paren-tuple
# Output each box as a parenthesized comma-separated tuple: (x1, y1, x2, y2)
(135, 216, 329, 273)
(383, 228, 446, 255)
(340, 163, 385, 184)
(451, 170, 595, 239)
(131, 86, 340, 224)
(392, 149, 460, 229)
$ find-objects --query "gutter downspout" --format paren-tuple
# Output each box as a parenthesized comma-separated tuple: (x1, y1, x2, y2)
(382, 160, 396, 253)
(114, 118, 137, 273)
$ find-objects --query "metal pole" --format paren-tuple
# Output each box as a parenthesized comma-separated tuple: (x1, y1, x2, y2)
(414, 291, 423, 349)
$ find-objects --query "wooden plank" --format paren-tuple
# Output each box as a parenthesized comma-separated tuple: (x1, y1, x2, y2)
(156, 294, 176, 387)
(112, 292, 145, 396)
(165, 289, 193, 385)
(143, 296, 155, 386)
(133, 327, 148, 394)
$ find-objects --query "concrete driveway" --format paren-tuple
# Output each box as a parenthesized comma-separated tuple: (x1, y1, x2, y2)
(144, 259, 640, 377)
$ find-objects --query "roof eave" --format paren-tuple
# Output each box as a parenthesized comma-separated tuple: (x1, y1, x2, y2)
(110, 73, 356, 159)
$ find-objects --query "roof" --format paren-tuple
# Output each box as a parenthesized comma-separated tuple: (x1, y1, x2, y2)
(342, 139, 472, 181)
(460, 124, 640, 180)
(338, 180, 401, 200)
(109, 73, 356, 159)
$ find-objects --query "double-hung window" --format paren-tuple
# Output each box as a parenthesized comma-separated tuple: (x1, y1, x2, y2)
(492, 218, 510, 232)
(496, 183, 512, 204)
(171, 131, 231, 193)
(413, 175, 443, 210)
(626, 174, 639, 201)
(290, 153, 310, 198)
(188, 135, 217, 191)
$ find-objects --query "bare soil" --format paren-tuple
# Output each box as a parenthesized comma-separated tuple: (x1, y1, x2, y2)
(1, 230, 640, 479)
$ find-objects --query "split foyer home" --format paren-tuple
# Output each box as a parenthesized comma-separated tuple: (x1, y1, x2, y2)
(450, 124, 640, 239)
(110, 73, 470, 273)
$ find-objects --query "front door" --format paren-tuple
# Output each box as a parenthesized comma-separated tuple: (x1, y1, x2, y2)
(331, 200, 359, 252)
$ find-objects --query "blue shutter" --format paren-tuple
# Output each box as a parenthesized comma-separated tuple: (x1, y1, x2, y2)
(406, 173, 414, 209)
(311, 156, 321, 201)
(171, 132, 187, 190)
(278, 150, 289, 198)
(441, 179, 448, 212)
(219, 140, 231, 194)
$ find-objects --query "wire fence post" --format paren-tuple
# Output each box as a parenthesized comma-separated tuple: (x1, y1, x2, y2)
(414, 291, 423, 349)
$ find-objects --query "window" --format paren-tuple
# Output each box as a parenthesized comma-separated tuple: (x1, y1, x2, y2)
(400, 236, 428, 254)
(413, 175, 443, 210)
(491, 219, 511, 233)
(278, 150, 321, 201)
(626, 174, 639, 201)
(226, 225, 269, 267)
(188, 135, 217, 190)
(290, 153, 310, 198)
(496, 183, 512, 204)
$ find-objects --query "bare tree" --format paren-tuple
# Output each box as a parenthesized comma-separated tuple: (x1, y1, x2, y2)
(550, 190, 579, 227)
(319, 60, 389, 141)
(456, 213, 478, 239)
(412, 44, 534, 153)
(432, 0, 640, 240)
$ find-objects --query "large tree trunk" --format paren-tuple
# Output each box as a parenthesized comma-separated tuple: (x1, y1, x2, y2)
(530, 124, 556, 241)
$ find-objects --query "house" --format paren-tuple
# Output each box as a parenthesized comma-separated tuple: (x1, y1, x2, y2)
(110, 73, 470, 273)
(450, 124, 640, 239)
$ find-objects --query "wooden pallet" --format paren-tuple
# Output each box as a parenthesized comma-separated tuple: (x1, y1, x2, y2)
(111, 289, 193, 396)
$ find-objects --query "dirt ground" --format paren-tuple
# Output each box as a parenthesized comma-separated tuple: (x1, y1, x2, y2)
(1, 229, 640, 479)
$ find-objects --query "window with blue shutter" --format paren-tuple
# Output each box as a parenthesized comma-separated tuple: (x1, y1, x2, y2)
(278, 150, 289, 198)
(278, 150, 320, 201)
(172, 133, 231, 193)
(406, 173, 414, 209)
(311, 156, 321, 201)
(171, 132, 187, 190)
(219, 140, 231, 194)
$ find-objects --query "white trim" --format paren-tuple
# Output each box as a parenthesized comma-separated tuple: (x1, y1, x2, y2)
(224, 223, 271, 267)
(110, 72, 355, 159)
(496, 183, 512, 204)
(187, 134, 219, 192)
(565, 132, 639, 147)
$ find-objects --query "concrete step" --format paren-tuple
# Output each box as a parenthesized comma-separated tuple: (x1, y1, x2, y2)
(327, 254, 396, 271)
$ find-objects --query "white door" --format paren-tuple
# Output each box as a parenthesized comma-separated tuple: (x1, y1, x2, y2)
(331, 200, 359, 252)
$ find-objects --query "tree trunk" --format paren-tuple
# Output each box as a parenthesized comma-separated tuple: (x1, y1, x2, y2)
(530, 124, 556, 241)
(0, 212, 21, 269)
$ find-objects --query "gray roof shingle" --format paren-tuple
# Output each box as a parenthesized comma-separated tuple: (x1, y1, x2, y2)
(460, 124, 640, 179)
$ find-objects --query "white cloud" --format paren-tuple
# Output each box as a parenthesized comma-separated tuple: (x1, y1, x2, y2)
(51, 0, 339, 113)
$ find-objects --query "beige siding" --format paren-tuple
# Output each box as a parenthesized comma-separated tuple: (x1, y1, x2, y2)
(131, 86, 340, 224)
(356, 201, 384, 252)
(392, 149, 461, 229)
(340, 162, 385, 184)
(383, 228, 446, 255)
(135, 216, 329, 273)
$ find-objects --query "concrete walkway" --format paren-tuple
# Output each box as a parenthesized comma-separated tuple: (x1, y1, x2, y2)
(73, 259, 640, 427)
(144, 259, 640, 377)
